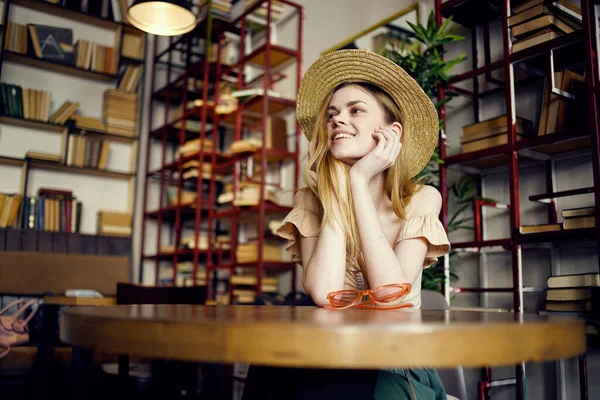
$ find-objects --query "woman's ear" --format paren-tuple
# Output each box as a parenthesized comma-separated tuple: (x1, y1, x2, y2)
(391, 122, 403, 139)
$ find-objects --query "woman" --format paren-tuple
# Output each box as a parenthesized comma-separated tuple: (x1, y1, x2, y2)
(275, 49, 452, 399)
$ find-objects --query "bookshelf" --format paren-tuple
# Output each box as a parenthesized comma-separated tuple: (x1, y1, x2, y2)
(0, 0, 147, 255)
(436, 0, 598, 399)
(139, 0, 303, 305)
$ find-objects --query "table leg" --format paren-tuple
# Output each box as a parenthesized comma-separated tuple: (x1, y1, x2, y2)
(31, 303, 60, 399)
(69, 346, 93, 400)
(579, 354, 588, 400)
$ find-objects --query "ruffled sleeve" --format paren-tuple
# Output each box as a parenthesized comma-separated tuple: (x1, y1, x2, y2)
(275, 188, 321, 264)
(395, 214, 451, 268)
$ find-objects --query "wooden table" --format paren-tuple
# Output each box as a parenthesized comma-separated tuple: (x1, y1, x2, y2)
(59, 304, 586, 369)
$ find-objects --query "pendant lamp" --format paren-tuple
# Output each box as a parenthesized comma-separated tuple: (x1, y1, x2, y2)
(128, 0, 197, 36)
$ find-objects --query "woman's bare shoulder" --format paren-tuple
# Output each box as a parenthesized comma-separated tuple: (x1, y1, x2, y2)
(407, 185, 442, 216)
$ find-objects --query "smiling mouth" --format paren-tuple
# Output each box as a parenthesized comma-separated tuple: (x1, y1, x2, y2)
(332, 133, 356, 141)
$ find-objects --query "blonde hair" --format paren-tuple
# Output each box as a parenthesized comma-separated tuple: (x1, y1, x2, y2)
(304, 82, 420, 271)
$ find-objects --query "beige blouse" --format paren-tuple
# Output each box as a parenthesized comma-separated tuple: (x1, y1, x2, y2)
(275, 187, 451, 309)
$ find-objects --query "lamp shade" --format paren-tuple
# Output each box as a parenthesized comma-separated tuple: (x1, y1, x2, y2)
(128, 0, 197, 36)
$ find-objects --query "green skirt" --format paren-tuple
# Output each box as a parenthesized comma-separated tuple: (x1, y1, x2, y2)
(374, 368, 447, 400)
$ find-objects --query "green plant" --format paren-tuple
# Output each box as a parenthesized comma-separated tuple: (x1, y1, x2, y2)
(383, 11, 475, 291)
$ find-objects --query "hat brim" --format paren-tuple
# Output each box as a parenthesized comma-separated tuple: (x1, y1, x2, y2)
(296, 49, 439, 178)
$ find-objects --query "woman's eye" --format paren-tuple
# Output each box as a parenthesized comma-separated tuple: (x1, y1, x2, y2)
(326, 114, 335, 120)
(352, 108, 364, 114)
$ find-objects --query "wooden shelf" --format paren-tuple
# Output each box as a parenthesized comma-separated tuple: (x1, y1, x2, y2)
(446, 133, 592, 171)
(243, 95, 296, 115)
(8, 0, 121, 30)
(23, 159, 134, 180)
(529, 187, 594, 203)
(0, 228, 132, 255)
(520, 227, 597, 244)
(0, 115, 66, 133)
(150, 120, 217, 144)
(70, 127, 138, 143)
(511, 30, 584, 66)
(4, 51, 117, 82)
(245, 44, 298, 69)
(451, 238, 512, 250)
(0, 155, 26, 167)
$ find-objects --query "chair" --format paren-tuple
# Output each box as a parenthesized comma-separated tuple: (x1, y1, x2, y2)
(421, 290, 468, 400)
(101, 283, 210, 398)
(116, 282, 207, 305)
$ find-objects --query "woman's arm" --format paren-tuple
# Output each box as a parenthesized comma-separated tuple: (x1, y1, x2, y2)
(349, 177, 441, 289)
(300, 213, 346, 306)
(297, 191, 347, 306)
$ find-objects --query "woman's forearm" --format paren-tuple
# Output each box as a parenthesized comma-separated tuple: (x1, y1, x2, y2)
(303, 211, 347, 306)
(349, 172, 407, 287)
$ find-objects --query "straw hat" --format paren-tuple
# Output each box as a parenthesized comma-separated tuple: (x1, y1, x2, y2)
(296, 49, 439, 178)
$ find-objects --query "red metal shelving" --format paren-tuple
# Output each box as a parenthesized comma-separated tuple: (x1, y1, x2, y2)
(436, 1, 599, 399)
(139, 0, 303, 305)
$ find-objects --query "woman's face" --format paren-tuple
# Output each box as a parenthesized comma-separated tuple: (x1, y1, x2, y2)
(326, 85, 388, 165)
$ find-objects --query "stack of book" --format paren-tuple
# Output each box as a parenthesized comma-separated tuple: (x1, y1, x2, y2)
(563, 206, 595, 230)
(537, 69, 585, 136)
(180, 160, 222, 181)
(217, 181, 282, 207)
(166, 188, 197, 207)
(67, 136, 110, 170)
(200, 0, 233, 21)
(97, 210, 132, 237)
(236, 242, 287, 263)
(117, 65, 143, 93)
(0, 193, 23, 229)
(121, 30, 145, 61)
(103, 89, 137, 137)
(175, 138, 215, 158)
(519, 206, 595, 234)
(509, 0, 582, 53)
(179, 233, 231, 251)
(0, 83, 52, 122)
(21, 188, 82, 233)
(230, 0, 283, 24)
(460, 114, 534, 153)
(158, 262, 212, 287)
(230, 274, 278, 303)
(4, 21, 27, 54)
(545, 273, 599, 312)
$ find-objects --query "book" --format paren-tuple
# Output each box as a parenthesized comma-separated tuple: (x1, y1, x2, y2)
(512, 0, 544, 15)
(461, 115, 534, 136)
(562, 207, 595, 218)
(563, 215, 595, 230)
(548, 273, 600, 288)
(546, 287, 600, 301)
(509, 4, 553, 27)
(519, 223, 562, 234)
(512, 29, 561, 52)
(511, 14, 575, 38)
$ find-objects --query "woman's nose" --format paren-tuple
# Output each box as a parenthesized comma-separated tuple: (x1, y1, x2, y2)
(332, 114, 347, 126)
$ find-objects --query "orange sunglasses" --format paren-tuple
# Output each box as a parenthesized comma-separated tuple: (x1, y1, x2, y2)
(324, 283, 413, 310)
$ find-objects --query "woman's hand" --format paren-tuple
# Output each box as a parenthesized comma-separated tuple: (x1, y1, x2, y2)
(350, 125, 402, 184)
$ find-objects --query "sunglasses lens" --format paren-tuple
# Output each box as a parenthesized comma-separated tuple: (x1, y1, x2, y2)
(330, 291, 360, 307)
(372, 285, 408, 303)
